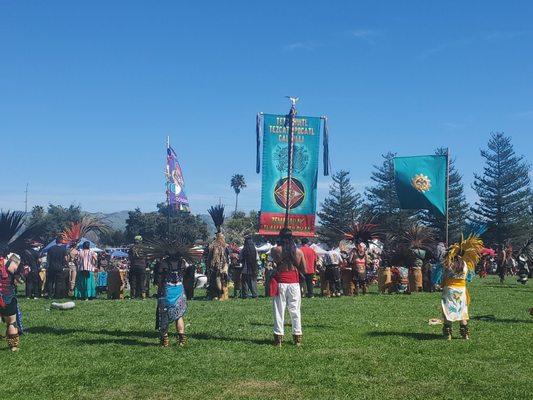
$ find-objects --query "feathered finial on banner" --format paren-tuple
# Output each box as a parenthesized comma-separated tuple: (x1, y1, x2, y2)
(208, 204, 225, 234)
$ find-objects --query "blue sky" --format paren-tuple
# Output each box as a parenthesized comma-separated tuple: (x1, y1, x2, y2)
(1, 1, 532, 214)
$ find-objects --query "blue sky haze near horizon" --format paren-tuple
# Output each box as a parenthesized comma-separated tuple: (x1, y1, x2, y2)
(1, 1, 532, 215)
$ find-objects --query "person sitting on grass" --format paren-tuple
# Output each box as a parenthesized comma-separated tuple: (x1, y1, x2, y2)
(269, 228, 306, 347)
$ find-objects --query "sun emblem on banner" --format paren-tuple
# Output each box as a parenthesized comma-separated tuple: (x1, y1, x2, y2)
(274, 177, 305, 210)
(411, 174, 431, 193)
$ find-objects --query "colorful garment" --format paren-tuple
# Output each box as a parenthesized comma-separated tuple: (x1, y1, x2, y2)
(441, 263, 469, 321)
(0, 255, 24, 333)
(155, 259, 188, 333)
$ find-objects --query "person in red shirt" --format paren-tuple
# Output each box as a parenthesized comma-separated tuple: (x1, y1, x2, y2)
(299, 238, 317, 298)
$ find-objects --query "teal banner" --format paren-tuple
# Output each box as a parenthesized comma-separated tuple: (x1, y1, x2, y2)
(393, 155, 447, 216)
(259, 114, 321, 236)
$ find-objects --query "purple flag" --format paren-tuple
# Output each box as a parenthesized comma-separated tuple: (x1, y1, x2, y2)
(166, 146, 190, 212)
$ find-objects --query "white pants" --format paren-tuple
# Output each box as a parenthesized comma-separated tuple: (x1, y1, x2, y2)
(273, 283, 302, 335)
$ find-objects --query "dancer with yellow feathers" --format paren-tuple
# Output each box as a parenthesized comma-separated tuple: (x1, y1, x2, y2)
(441, 234, 484, 340)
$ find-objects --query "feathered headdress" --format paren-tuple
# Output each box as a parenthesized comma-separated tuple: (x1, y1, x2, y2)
(0, 211, 43, 257)
(139, 237, 198, 263)
(389, 246, 417, 268)
(445, 234, 484, 271)
(208, 205, 225, 234)
(398, 223, 436, 252)
(517, 237, 533, 262)
(61, 216, 109, 245)
(343, 221, 381, 245)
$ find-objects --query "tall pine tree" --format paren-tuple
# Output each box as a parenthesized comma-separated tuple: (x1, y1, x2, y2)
(318, 170, 362, 246)
(421, 148, 470, 242)
(472, 132, 531, 245)
(365, 152, 415, 237)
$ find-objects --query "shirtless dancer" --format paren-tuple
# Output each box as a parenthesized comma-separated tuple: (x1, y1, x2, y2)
(270, 228, 306, 347)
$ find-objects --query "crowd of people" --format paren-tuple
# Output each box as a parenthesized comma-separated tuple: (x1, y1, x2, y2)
(1, 208, 531, 352)
(11, 232, 529, 304)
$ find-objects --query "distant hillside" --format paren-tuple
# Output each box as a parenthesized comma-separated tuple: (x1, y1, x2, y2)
(199, 213, 216, 237)
(89, 211, 130, 231)
(87, 211, 215, 234)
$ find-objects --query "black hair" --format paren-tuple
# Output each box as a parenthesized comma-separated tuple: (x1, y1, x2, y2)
(301, 238, 309, 245)
(242, 237, 258, 269)
(82, 241, 90, 250)
(278, 229, 298, 266)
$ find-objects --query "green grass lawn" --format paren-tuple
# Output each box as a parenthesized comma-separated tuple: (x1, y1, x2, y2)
(2, 276, 532, 400)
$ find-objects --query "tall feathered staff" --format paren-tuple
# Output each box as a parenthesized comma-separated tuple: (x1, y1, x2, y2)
(208, 205, 225, 234)
(0, 211, 43, 258)
(61, 215, 110, 247)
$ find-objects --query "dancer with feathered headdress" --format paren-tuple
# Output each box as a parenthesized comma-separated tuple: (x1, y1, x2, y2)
(0, 211, 43, 351)
(206, 205, 229, 300)
(344, 220, 380, 296)
(399, 223, 435, 293)
(60, 216, 109, 297)
(441, 234, 483, 340)
(140, 237, 198, 347)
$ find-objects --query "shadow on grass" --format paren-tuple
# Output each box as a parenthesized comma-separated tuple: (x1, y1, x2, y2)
(366, 331, 442, 341)
(482, 284, 530, 290)
(190, 332, 272, 345)
(73, 338, 157, 347)
(249, 321, 333, 329)
(27, 326, 159, 338)
(471, 315, 533, 324)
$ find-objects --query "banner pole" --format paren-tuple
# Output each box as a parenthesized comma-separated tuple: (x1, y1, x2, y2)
(284, 99, 297, 229)
(167, 136, 171, 238)
(445, 147, 450, 245)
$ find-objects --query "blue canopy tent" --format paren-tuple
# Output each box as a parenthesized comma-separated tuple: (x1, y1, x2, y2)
(41, 237, 103, 255)
(111, 250, 128, 259)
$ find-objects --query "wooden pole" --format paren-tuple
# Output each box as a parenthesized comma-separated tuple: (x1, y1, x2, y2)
(284, 103, 297, 229)
(166, 136, 171, 238)
(445, 147, 450, 245)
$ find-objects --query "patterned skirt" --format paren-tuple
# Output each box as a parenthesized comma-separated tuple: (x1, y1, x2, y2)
(441, 285, 469, 321)
(156, 283, 187, 333)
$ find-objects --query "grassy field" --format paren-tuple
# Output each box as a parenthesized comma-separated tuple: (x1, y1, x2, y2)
(2, 276, 532, 400)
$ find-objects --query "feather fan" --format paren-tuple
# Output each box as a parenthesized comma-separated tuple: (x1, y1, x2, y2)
(61, 216, 110, 244)
(398, 223, 436, 251)
(208, 205, 225, 234)
(445, 234, 484, 271)
(0, 211, 44, 257)
(139, 237, 198, 262)
(343, 221, 381, 245)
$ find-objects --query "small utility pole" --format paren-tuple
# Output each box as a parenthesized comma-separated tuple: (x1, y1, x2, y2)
(24, 183, 29, 213)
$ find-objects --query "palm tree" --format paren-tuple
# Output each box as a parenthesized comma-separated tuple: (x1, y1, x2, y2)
(230, 174, 247, 213)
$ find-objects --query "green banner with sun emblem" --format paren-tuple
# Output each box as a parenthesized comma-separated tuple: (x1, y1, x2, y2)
(393, 155, 447, 216)
(259, 114, 321, 236)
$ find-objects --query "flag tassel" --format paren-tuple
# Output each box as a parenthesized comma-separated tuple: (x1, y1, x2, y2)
(322, 116, 330, 176)
(256, 113, 262, 174)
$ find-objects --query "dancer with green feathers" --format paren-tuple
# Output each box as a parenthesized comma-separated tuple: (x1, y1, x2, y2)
(206, 205, 229, 301)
